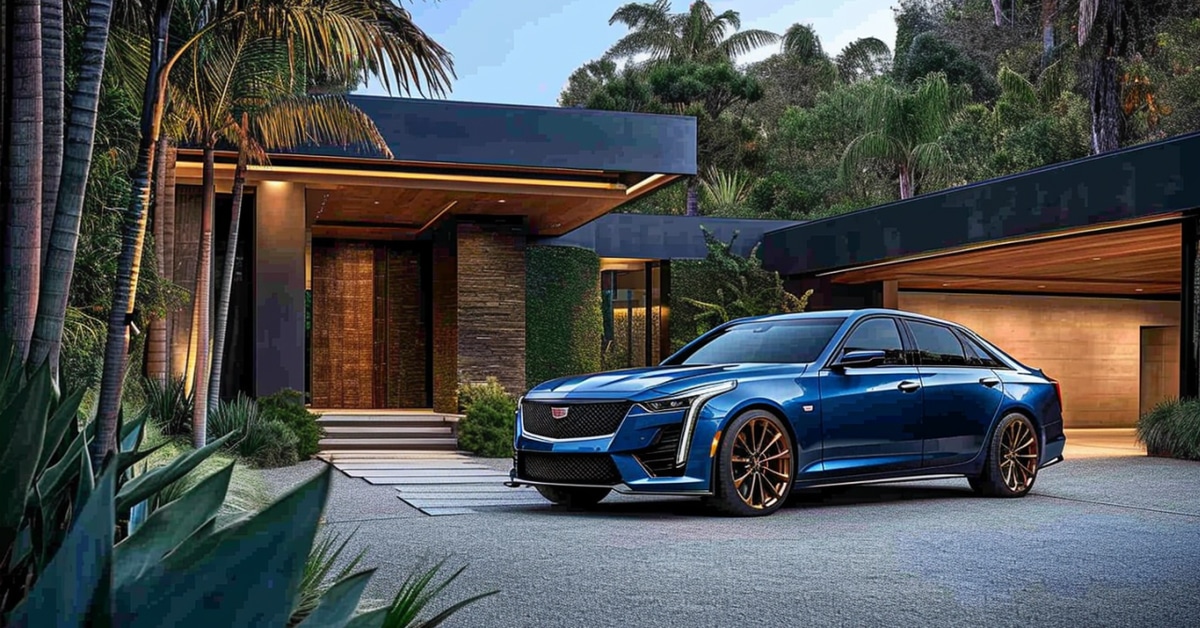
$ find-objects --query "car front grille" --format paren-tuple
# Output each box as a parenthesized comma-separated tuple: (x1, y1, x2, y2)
(518, 452, 622, 485)
(520, 400, 632, 439)
(635, 424, 685, 477)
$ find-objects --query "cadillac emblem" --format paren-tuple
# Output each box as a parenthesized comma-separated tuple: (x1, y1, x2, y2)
(551, 407, 569, 420)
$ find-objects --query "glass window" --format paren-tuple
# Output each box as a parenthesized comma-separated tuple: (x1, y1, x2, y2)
(906, 320, 967, 366)
(668, 319, 845, 365)
(842, 318, 906, 365)
(956, 331, 1003, 368)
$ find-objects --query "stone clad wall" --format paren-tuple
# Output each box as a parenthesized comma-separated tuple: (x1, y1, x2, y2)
(455, 221, 527, 398)
(431, 231, 458, 413)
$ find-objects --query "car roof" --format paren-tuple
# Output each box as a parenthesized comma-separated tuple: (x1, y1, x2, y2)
(741, 308, 965, 328)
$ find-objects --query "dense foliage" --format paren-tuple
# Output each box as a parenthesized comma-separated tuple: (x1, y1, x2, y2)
(1137, 398, 1200, 460)
(571, 0, 1200, 221)
(257, 389, 324, 460)
(456, 377, 517, 458)
(525, 246, 604, 388)
(669, 228, 811, 352)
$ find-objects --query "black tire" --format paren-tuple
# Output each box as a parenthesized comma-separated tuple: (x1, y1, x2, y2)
(971, 412, 1040, 498)
(535, 485, 610, 508)
(703, 410, 795, 517)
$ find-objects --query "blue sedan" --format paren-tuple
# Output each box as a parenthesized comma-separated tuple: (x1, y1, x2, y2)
(507, 308, 1066, 516)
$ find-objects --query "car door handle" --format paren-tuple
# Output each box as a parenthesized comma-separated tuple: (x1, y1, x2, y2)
(898, 380, 921, 393)
(979, 377, 1001, 388)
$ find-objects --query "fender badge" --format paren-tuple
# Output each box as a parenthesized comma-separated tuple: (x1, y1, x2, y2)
(802, 405, 814, 412)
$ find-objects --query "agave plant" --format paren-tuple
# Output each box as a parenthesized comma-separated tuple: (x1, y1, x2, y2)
(0, 334, 498, 626)
(699, 166, 755, 216)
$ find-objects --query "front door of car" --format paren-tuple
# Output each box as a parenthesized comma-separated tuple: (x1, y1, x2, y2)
(817, 316, 925, 476)
(902, 319, 1006, 468)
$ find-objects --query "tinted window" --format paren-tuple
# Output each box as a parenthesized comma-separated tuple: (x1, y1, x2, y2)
(956, 331, 1003, 368)
(841, 318, 906, 365)
(906, 320, 967, 366)
(673, 319, 844, 365)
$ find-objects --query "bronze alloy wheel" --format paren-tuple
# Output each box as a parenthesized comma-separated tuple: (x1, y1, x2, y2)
(999, 417, 1039, 492)
(729, 415, 793, 510)
(970, 412, 1040, 498)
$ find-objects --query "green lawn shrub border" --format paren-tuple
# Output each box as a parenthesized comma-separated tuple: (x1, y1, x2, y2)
(525, 245, 603, 388)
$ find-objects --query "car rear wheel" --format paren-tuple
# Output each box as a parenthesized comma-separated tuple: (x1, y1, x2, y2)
(704, 410, 794, 517)
(535, 485, 610, 508)
(970, 413, 1040, 498)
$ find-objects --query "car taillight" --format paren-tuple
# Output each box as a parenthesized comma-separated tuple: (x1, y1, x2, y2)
(1049, 377, 1063, 410)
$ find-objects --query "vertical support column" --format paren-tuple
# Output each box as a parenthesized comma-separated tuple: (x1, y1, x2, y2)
(455, 219, 527, 396)
(1180, 214, 1198, 400)
(644, 262, 654, 366)
(431, 226, 458, 413)
(254, 181, 306, 398)
(659, 260, 672, 360)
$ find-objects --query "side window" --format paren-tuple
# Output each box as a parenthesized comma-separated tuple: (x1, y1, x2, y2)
(906, 321, 967, 366)
(842, 318, 906, 365)
(956, 330, 1002, 368)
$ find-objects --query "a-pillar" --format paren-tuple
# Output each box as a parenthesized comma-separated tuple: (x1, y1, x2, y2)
(430, 219, 527, 413)
(254, 180, 307, 398)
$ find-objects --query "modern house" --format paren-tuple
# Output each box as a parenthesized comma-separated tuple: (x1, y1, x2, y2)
(153, 92, 1200, 431)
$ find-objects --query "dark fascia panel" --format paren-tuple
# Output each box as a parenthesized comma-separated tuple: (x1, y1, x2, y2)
(281, 95, 697, 176)
(535, 214, 803, 260)
(761, 131, 1200, 276)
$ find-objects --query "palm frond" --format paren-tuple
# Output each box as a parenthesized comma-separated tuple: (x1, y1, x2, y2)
(246, 94, 392, 159)
(720, 29, 780, 60)
(782, 23, 823, 62)
(840, 130, 904, 183)
(909, 141, 954, 187)
(835, 37, 892, 83)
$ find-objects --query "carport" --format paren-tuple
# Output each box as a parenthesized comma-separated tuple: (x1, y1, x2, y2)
(761, 132, 1200, 428)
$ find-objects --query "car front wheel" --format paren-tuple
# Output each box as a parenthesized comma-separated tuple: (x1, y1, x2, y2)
(970, 413, 1040, 497)
(535, 485, 610, 508)
(704, 410, 794, 517)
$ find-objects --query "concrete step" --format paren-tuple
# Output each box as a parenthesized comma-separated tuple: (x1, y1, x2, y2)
(317, 416, 451, 428)
(321, 426, 453, 438)
(318, 437, 458, 451)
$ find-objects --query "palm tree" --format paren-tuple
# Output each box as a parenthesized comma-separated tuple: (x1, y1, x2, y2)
(606, 0, 778, 65)
(2, 0, 44, 363)
(835, 37, 892, 84)
(781, 23, 825, 64)
(840, 73, 965, 200)
(91, 0, 455, 465)
(604, 1, 776, 217)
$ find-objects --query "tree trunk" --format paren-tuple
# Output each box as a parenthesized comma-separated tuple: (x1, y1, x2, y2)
(191, 145, 215, 448)
(1041, 0, 1057, 68)
(991, 0, 1005, 26)
(2, 0, 44, 363)
(207, 139, 248, 412)
(1089, 7, 1122, 154)
(685, 177, 700, 216)
(146, 134, 171, 383)
(29, 0, 116, 385)
(898, 163, 913, 199)
(41, 0, 63, 272)
(92, 3, 172, 467)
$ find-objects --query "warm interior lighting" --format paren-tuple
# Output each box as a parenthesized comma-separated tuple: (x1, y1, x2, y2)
(1135, 288, 1144, 292)
(624, 173, 667, 196)
(178, 161, 627, 191)
(1037, 285, 1046, 288)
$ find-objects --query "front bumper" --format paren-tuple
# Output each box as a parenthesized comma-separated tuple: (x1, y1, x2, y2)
(508, 401, 720, 495)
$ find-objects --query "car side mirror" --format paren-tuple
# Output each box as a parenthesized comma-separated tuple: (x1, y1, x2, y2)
(833, 349, 888, 371)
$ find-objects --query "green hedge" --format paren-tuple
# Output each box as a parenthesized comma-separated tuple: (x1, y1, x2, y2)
(526, 245, 603, 388)
(1137, 398, 1200, 460)
(668, 258, 717, 354)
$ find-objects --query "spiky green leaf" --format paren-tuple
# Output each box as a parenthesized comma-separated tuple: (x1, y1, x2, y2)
(297, 570, 377, 628)
(114, 432, 233, 512)
(0, 362, 52, 558)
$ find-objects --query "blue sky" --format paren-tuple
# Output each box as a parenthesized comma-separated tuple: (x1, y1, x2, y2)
(359, 0, 900, 106)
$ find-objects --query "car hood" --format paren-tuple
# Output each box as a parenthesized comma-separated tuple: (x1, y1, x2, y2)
(527, 363, 808, 400)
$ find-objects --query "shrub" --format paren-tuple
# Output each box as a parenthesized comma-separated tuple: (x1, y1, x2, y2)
(207, 394, 303, 468)
(1137, 398, 1200, 461)
(207, 393, 258, 443)
(525, 245, 603, 388)
(259, 388, 324, 459)
(143, 376, 193, 437)
(457, 377, 517, 458)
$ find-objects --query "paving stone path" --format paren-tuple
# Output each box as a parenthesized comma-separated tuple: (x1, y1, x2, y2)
(319, 451, 544, 516)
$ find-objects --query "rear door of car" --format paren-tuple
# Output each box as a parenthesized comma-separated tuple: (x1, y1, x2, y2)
(901, 318, 1005, 468)
(817, 316, 925, 476)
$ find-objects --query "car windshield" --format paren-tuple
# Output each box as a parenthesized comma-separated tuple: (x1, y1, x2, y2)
(669, 318, 845, 365)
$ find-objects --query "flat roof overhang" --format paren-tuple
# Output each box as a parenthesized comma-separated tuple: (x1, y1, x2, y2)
(762, 131, 1200, 286)
(174, 96, 697, 239)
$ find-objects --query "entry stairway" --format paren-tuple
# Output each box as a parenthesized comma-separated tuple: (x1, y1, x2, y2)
(314, 409, 461, 454)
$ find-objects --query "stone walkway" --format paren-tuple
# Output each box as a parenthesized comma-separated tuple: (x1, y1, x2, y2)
(319, 451, 542, 516)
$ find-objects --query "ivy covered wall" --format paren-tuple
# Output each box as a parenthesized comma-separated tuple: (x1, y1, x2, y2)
(526, 246, 603, 388)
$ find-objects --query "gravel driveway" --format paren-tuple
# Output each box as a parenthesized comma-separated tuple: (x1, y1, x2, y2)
(261, 454, 1200, 628)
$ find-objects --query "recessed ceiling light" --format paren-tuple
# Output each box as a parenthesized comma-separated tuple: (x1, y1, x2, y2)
(373, 201, 380, 205)
(1135, 288, 1144, 292)
(1037, 285, 1046, 288)
(497, 199, 506, 203)
(942, 283, 950, 287)
(1092, 257, 1101, 261)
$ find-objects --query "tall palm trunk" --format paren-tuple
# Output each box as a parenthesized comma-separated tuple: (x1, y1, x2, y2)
(92, 1, 173, 467)
(898, 163, 913, 199)
(1041, 0, 1057, 69)
(991, 0, 1005, 27)
(1, 0, 44, 363)
(191, 144, 216, 448)
(41, 0, 64, 272)
(29, 0, 116, 384)
(146, 135, 171, 383)
(208, 130, 248, 411)
(685, 177, 700, 216)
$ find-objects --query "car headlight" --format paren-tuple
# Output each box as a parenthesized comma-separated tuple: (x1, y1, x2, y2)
(640, 381, 737, 414)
